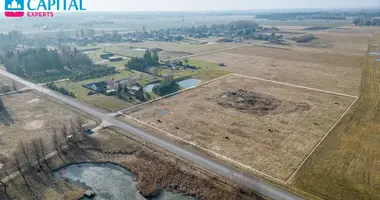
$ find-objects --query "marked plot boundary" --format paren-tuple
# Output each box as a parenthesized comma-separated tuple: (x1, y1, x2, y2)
(119, 73, 359, 184)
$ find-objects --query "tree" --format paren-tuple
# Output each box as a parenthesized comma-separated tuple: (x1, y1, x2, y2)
(143, 49, 153, 65)
(13, 151, 28, 186)
(38, 138, 50, 169)
(80, 29, 85, 38)
(19, 141, 32, 168)
(31, 139, 43, 171)
(12, 81, 16, 91)
(152, 51, 159, 65)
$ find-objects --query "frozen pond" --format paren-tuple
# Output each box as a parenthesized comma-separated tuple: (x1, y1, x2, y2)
(368, 52, 380, 55)
(53, 163, 195, 200)
(132, 48, 147, 52)
(143, 83, 159, 92)
(177, 79, 201, 89)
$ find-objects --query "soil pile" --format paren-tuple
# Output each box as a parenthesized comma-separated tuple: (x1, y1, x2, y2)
(217, 90, 310, 115)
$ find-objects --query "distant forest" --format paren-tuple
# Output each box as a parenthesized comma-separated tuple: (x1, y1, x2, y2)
(0, 46, 116, 83)
(255, 11, 380, 21)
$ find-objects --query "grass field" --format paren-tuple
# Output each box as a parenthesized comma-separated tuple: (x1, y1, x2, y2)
(56, 71, 153, 111)
(156, 59, 231, 82)
(291, 54, 380, 200)
(120, 74, 355, 181)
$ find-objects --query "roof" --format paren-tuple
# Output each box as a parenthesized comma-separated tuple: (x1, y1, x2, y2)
(131, 86, 141, 91)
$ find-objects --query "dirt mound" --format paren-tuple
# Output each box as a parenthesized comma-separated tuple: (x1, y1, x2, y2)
(216, 90, 310, 115)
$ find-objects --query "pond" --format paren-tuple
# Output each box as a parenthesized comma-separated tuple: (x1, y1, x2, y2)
(143, 83, 159, 92)
(53, 163, 195, 200)
(376, 59, 380, 62)
(177, 79, 201, 89)
(368, 52, 380, 55)
(132, 48, 147, 52)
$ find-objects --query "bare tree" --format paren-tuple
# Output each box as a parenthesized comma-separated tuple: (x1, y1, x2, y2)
(13, 152, 28, 186)
(31, 139, 43, 171)
(60, 124, 69, 146)
(69, 119, 80, 145)
(18, 141, 32, 168)
(0, 158, 10, 199)
(38, 138, 50, 169)
(52, 128, 64, 160)
(12, 81, 16, 91)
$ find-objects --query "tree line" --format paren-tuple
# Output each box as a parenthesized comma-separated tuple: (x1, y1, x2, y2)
(353, 17, 380, 26)
(125, 49, 159, 73)
(46, 82, 76, 98)
(0, 46, 116, 83)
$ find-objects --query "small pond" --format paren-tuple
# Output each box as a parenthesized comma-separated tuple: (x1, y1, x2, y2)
(177, 79, 201, 89)
(53, 163, 194, 200)
(143, 83, 159, 92)
(368, 52, 380, 55)
(132, 48, 147, 52)
(376, 59, 380, 62)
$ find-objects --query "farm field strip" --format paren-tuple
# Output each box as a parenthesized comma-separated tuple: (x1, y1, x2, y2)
(286, 96, 359, 183)
(118, 74, 357, 183)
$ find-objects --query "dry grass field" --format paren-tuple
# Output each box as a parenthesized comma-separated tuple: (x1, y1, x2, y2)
(0, 91, 96, 158)
(120, 74, 355, 181)
(194, 45, 363, 95)
(286, 33, 380, 200)
(118, 41, 245, 54)
(291, 55, 380, 200)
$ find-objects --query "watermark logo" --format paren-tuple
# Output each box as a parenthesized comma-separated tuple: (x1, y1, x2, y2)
(4, 0, 86, 18)
(5, 0, 25, 17)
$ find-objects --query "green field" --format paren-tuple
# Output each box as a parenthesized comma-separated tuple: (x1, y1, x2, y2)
(56, 71, 152, 111)
(167, 59, 231, 81)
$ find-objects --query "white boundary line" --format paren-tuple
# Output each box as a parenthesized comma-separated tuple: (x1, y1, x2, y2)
(120, 113, 287, 184)
(285, 96, 359, 183)
(118, 73, 359, 184)
(163, 43, 256, 61)
(118, 73, 358, 113)
(233, 74, 359, 99)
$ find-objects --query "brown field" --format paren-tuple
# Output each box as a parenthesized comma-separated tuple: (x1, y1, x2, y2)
(120, 75, 355, 181)
(194, 45, 362, 95)
(288, 35, 380, 200)
(0, 91, 96, 158)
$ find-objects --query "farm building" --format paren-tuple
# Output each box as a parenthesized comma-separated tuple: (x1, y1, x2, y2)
(100, 53, 114, 59)
(108, 56, 123, 62)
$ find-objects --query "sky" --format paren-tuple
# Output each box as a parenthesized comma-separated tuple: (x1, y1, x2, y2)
(0, 0, 378, 12)
(87, 0, 379, 11)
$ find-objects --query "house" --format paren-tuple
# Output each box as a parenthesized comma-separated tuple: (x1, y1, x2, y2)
(108, 56, 123, 62)
(100, 53, 114, 59)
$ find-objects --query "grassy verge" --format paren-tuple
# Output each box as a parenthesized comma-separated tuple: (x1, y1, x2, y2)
(291, 54, 380, 199)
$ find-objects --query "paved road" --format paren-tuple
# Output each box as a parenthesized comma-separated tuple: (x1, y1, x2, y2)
(0, 70, 302, 200)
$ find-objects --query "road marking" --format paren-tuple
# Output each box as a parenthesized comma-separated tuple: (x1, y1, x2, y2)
(120, 113, 287, 184)
(285, 96, 359, 183)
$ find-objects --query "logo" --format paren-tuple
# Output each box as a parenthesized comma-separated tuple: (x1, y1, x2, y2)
(5, 0, 24, 17)
(4, 0, 87, 18)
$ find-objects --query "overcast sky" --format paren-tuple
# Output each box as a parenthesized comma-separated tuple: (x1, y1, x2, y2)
(86, 0, 379, 11)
